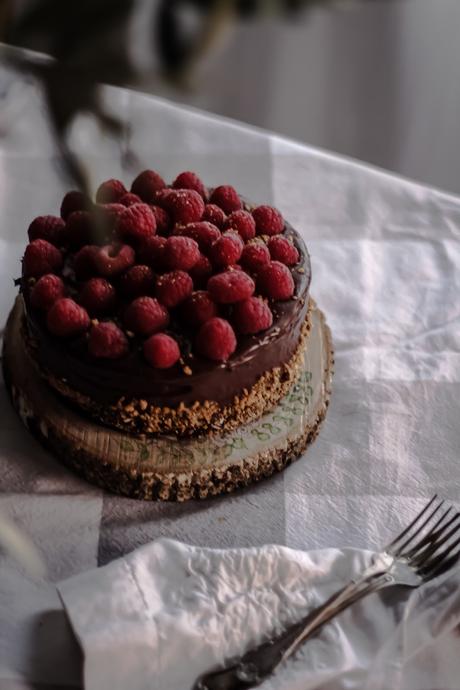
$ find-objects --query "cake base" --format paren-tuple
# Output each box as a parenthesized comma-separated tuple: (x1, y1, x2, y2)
(2, 297, 333, 501)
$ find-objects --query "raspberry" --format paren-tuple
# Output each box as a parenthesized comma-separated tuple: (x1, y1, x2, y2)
(257, 261, 295, 300)
(209, 185, 242, 214)
(60, 190, 90, 220)
(175, 221, 220, 253)
(93, 204, 125, 240)
(30, 274, 65, 310)
(224, 210, 256, 242)
(150, 205, 171, 236)
(207, 269, 254, 304)
(95, 179, 126, 204)
(88, 322, 128, 359)
(267, 236, 299, 266)
(118, 192, 141, 207)
(202, 204, 226, 229)
(92, 244, 135, 277)
(143, 333, 180, 369)
(119, 265, 155, 298)
(164, 236, 200, 271)
(196, 318, 237, 361)
(209, 231, 243, 269)
(97, 203, 126, 224)
(131, 170, 166, 202)
(181, 291, 218, 328)
(156, 270, 193, 308)
(172, 171, 207, 199)
(189, 253, 213, 288)
(154, 188, 174, 209)
(116, 203, 156, 244)
(240, 242, 270, 273)
(124, 296, 169, 336)
(66, 211, 94, 249)
(165, 190, 205, 224)
(79, 277, 116, 316)
(23, 239, 63, 277)
(46, 298, 90, 337)
(137, 235, 166, 271)
(74, 245, 98, 280)
(28, 215, 66, 246)
(233, 297, 273, 334)
(252, 205, 284, 236)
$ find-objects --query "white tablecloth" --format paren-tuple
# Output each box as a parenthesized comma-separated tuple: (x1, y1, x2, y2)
(1, 73, 459, 689)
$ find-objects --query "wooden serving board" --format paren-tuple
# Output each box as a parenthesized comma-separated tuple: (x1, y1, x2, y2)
(2, 298, 333, 501)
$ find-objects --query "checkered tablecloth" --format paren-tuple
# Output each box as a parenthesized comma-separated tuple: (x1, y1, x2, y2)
(1, 77, 459, 689)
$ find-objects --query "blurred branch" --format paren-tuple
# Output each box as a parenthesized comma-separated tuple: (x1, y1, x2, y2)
(0, 512, 46, 579)
(0, 0, 389, 187)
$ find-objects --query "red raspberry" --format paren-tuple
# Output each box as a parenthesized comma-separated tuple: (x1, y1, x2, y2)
(143, 333, 180, 369)
(209, 231, 243, 269)
(47, 298, 90, 337)
(181, 291, 218, 328)
(118, 192, 141, 207)
(175, 221, 220, 253)
(137, 235, 166, 271)
(153, 188, 174, 209)
(92, 243, 135, 277)
(209, 185, 242, 214)
(88, 322, 128, 359)
(28, 215, 66, 246)
(95, 179, 126, 204)
(207, 269, 254, 304)
(165, 190, 205, 225)
(202, 204, 226, 229)
(196, 317, 237, 361)
(224, 210, 256, 242)
(172, 171, 207, 199)
(74, 245, 98, 280)
(252, 205, 284, 236)
(23, 239, 63, 277)
(97, 203, 126, 224)
(156, 270, 193, 308)
(131, 170, 166, 202)
(119, 265, 155, 298)
(164, 236, 200, 271)
(267, 236, 299, 266)
(150, 205, 171, 236)
(124, 296, 169, 336)
(233, 297, 273, 334)
(30, 274, 65, 310)
(116, 203, 156, 245)
(79, 277, 116, 316)
(93, 203, 125, 240)
(60, 190, 90, 220)
(189, 253, 213, 288)
(66, 211, 94, 249)
(257, 261, 295, 300)
(240, 242, 270, 273)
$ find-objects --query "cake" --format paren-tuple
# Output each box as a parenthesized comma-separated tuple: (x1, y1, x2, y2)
(17, 170, 312, 438)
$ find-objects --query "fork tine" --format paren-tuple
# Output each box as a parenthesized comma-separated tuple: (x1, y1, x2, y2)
(406, 509, 459, 559)
(425, 548, 460, 580)
(410, 513, 460, 567)
(390, 497, 445, 557)
(384, 495, 438, 552)
(419, 531, 460, 579)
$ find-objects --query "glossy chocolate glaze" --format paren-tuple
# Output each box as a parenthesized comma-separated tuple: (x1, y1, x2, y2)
(24, 224, 311, 408)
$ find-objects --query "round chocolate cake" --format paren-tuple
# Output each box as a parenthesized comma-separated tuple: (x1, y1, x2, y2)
(18, 170, 312, 437)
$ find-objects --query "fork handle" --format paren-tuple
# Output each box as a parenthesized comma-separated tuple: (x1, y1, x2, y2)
(193, 571, 390, 690)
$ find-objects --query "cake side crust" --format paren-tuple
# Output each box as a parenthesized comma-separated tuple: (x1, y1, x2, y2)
(23, 300, 313, 437)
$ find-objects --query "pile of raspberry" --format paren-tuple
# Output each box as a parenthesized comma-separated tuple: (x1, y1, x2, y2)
(22, 170, 301, 369)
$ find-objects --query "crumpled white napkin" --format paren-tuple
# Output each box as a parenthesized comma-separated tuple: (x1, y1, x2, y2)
(57, 538, 460, 690)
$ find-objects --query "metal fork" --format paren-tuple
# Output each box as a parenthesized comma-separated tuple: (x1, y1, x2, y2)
(194, 495, 460, 690)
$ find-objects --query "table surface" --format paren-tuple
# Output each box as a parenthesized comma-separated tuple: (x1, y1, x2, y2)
(1, 75, 460, 689)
